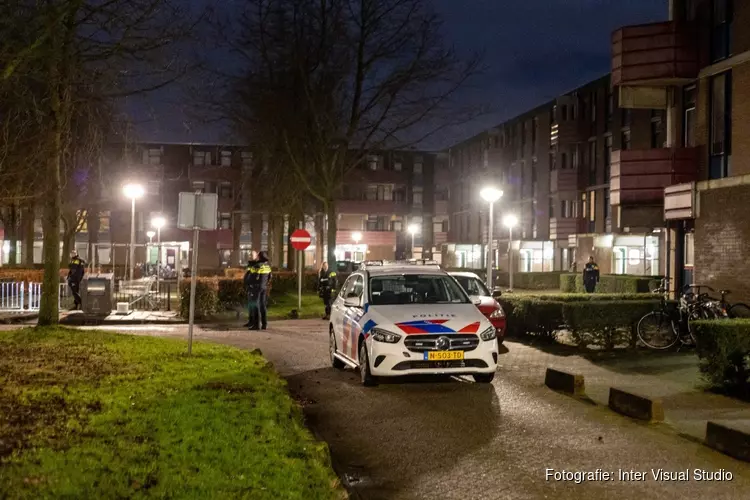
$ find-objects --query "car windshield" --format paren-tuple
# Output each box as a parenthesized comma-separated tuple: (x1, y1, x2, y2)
(453, 276, 490, 297)
(369, 274, 470, 305)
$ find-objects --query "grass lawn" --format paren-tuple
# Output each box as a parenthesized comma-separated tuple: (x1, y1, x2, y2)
(215, 292, 326, 323)
(0, 327, 343, 499)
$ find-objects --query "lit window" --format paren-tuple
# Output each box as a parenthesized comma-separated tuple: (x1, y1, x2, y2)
(221, 150, 232, 167)
(219, 213, 232, 230)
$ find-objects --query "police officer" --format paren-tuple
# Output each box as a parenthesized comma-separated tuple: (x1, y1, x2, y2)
(246, 251, 272, 330)
(317, 262, 337, 320)
(242, 251, 259, 327)
(67, 250, 86, 310)
(583, 256, 600, 293)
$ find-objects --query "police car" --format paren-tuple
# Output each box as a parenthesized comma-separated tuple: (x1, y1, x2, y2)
(329, 260, 499, 386)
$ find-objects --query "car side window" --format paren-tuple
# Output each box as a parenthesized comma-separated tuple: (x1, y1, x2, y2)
(339, 276, 355, 299)
(348, 276, 364, 298)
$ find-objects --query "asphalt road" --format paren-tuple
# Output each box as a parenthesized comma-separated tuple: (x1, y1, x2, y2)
(88, 321, 750, 500)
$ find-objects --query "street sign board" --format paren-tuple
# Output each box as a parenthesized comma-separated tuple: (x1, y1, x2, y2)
(177, 192, 218, 230)
(290, 229, 312, 251)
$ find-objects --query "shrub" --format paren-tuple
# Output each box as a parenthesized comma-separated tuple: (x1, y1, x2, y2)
(560, 273, 576, 293)
(179, 279, 219, 320)
(0, 269, 51, 284)
(518, 293, 654, 302)
(692, 319, 750, 397)
(559, 273, 661, 294)
(562, 300, 657, 349)
(498, 297, 564, 340)
(218, 279, 246, 310)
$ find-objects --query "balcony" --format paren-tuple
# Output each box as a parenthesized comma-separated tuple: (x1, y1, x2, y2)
(337, 199, 409, 215)
(610, 148, 698, 205)
(612, 21, 698, 87)
(549, 218, 585, 241)
(335, 230, 397, 247)
(550, 169, 578, 193)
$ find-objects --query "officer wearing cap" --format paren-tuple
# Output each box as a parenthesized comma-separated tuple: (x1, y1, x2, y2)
(246, 251, 272, 330)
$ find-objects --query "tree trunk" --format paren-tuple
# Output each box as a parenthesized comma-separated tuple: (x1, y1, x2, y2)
(231, 212, 242, 266)
(21, 203, 35, 267)
(61, 215, 75, 266)
(325, 200, 337, 265)
(286, 214, 296, 271)
(6, 203, 19, 266)
(314, 212, 324, 267)
(276, 215, 285, 268)
(39, 141, 62, 326)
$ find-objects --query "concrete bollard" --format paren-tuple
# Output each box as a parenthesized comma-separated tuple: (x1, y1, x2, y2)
(608, 387, 664, 422)
(705, 421, 750, 462)
(544, 368, 586, 396)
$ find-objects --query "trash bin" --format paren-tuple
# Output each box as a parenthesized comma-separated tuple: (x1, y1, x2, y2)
(81, 273, 114, 316)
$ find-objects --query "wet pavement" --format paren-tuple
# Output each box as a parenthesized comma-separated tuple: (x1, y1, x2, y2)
(39, 320, 750, 499)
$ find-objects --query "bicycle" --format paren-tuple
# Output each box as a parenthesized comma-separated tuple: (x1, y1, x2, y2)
(636, 279, 714, 350)
(717, 289, 750, 318)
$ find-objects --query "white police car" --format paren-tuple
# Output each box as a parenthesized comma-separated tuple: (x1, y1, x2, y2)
(329, 260, 499, 386)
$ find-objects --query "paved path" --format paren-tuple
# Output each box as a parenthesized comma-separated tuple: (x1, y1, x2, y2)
(70, 320, 750, 500)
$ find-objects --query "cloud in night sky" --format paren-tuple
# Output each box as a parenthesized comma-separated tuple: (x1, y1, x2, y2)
(128, 0, 668, 149)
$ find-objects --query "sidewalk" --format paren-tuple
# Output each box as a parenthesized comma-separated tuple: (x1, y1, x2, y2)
(499, 339, 750, 441)
(60, 310, 181, 325)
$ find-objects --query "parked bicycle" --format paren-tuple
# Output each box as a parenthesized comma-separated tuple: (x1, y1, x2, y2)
(636, 278, 715, 350)
(717, 289, 750, 318)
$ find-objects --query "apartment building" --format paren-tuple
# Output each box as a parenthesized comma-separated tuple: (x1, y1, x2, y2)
(444, 75, 665, 276)
(0, 143, 446, 270)
(612, 0, 750, 300)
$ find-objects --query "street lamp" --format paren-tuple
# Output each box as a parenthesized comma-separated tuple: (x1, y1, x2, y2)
(146, 231, 155, 244)
(152, 215, 166, 302)
(123, 183, 145, 282)
(503, 214, 519, 291)
(407, 224, 420, 259)
(480, 187, 503, 289)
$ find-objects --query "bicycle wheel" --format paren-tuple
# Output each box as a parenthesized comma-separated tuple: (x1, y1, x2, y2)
(637, 311, 679, 350)
(686, 306, 715, 345)
(729, 303, 750, 318)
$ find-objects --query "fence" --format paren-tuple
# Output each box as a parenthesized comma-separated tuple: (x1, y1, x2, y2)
(0, 281, 77, 313)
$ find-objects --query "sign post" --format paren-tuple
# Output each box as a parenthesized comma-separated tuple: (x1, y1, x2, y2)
(178, 191, 218, 355)
(290, 229, 312, 311)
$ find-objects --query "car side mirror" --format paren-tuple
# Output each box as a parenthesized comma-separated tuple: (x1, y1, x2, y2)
(344, 296, 362, 308)
(492, 287, 503, 299)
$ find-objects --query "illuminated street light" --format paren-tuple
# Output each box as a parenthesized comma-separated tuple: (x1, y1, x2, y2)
(503, 214, 519, 291)
(352, 231, 362, 244)
(480, 187, 503, 289)
(123, 183, 145, 282)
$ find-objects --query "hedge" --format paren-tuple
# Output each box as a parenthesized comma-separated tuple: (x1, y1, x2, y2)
(498, 294, 659, 348)
(692, 319, 750, 397)
(445, 269, 562, 290)
(222, 269, 351, 294)
(559, 273, 661, 294)
(179, 279, 219, 320)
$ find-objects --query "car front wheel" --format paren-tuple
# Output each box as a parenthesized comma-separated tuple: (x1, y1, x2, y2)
(474, 372, 495, 384)
(359, 342, 377, 387)
(330, 329, 345, 369)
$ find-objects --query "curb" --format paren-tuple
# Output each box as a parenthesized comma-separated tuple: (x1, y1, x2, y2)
(544, 368, 585, 396)
(608, 387, 664, 422)
(705, 421, 750, 462)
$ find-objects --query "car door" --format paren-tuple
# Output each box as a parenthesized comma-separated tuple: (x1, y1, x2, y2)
(342, 274, 365, 362)
(331, 274, 356, 351)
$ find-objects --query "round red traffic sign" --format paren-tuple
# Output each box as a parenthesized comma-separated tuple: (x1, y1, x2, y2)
(290, 229, 312, 251)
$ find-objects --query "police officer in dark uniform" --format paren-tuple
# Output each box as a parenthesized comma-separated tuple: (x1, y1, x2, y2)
(583, 256, 600, 293)
(242, 251, 258, 327)
(67, 250, 86, 309)
(317, 262, 337, 320)
(245, 251, 272, 330)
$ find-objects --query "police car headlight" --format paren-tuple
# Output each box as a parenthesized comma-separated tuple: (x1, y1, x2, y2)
(479, 326, 496, 341)
(489, 306, 505, 319)
(371, 328, 401, 344)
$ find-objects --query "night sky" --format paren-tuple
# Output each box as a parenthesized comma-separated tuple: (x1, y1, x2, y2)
(129, 0, 668, 149)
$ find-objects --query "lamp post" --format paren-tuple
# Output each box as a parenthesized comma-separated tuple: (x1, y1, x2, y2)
(352, 231, 362, 262)
(123, 183, 145, 282)
(480, 187, 503, 289)
(407, 224, 420, 259)
(503, 214, 519, 291)
(146, 231, 155, 244)
(151, 216, 166, 304)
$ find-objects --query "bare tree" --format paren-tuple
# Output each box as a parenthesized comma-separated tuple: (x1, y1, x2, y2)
(213, 0, 481, 263)
(1, 0, 199, 325)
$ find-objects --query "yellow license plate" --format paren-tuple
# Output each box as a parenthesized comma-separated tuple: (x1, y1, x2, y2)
(425, 351, 464, 361)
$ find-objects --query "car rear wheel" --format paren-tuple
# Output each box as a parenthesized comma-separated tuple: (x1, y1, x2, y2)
(473, 372, 495, 383)
(359, 342, 377, 387)
(330, 329, 345, 370)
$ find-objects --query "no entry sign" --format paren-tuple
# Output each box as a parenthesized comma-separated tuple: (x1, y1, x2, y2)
(290, 229, 312, 251)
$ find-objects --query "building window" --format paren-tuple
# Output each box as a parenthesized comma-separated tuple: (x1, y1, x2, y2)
(366, 216, 378, 231)
(560, 200, 568, 218)
(549, 150, 557, 171)
(710, 71, 732, 179)
(146, 180, 160, 195)
(433, 221, 446, 234)
(650, 118, 663, 148)
(365, 184, 378, 201)
(219, 182, 233, 199)
(193, 151, 211, 166)
(550, 105, 557, 125)
(588, 190, 596, 221)
(683, 85, 697, 147)
(711, 0, 733, 62)
(219, 213, 232, 230)
(604, 136, 613, 181)
(191, 181, 205, 193)
(621, 129, 631, 150)
(590, 93, 597, 123)
(684, 232, 695, 267)
(572, 145, 579, 168)
(561, 105, 568, 121)
(99, 211, 110, 233)
(391, 220, 403, 232)
(367, 155, 381, 171)
(145, 148, 161, 165)
(572, 200, 579, 218)
(549, 198, 555, 218)
(376, 185, 393, 201)
(412, 187, 423, 206)
(434, 188, 449, 201)
(581, 193, 587, 219)
(413, 162, 423, 174)
(393, 161, 402, 171)
(561, 152, 568, 170)
(219, 150, 231, 167)
(241, 151, 253, 168)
